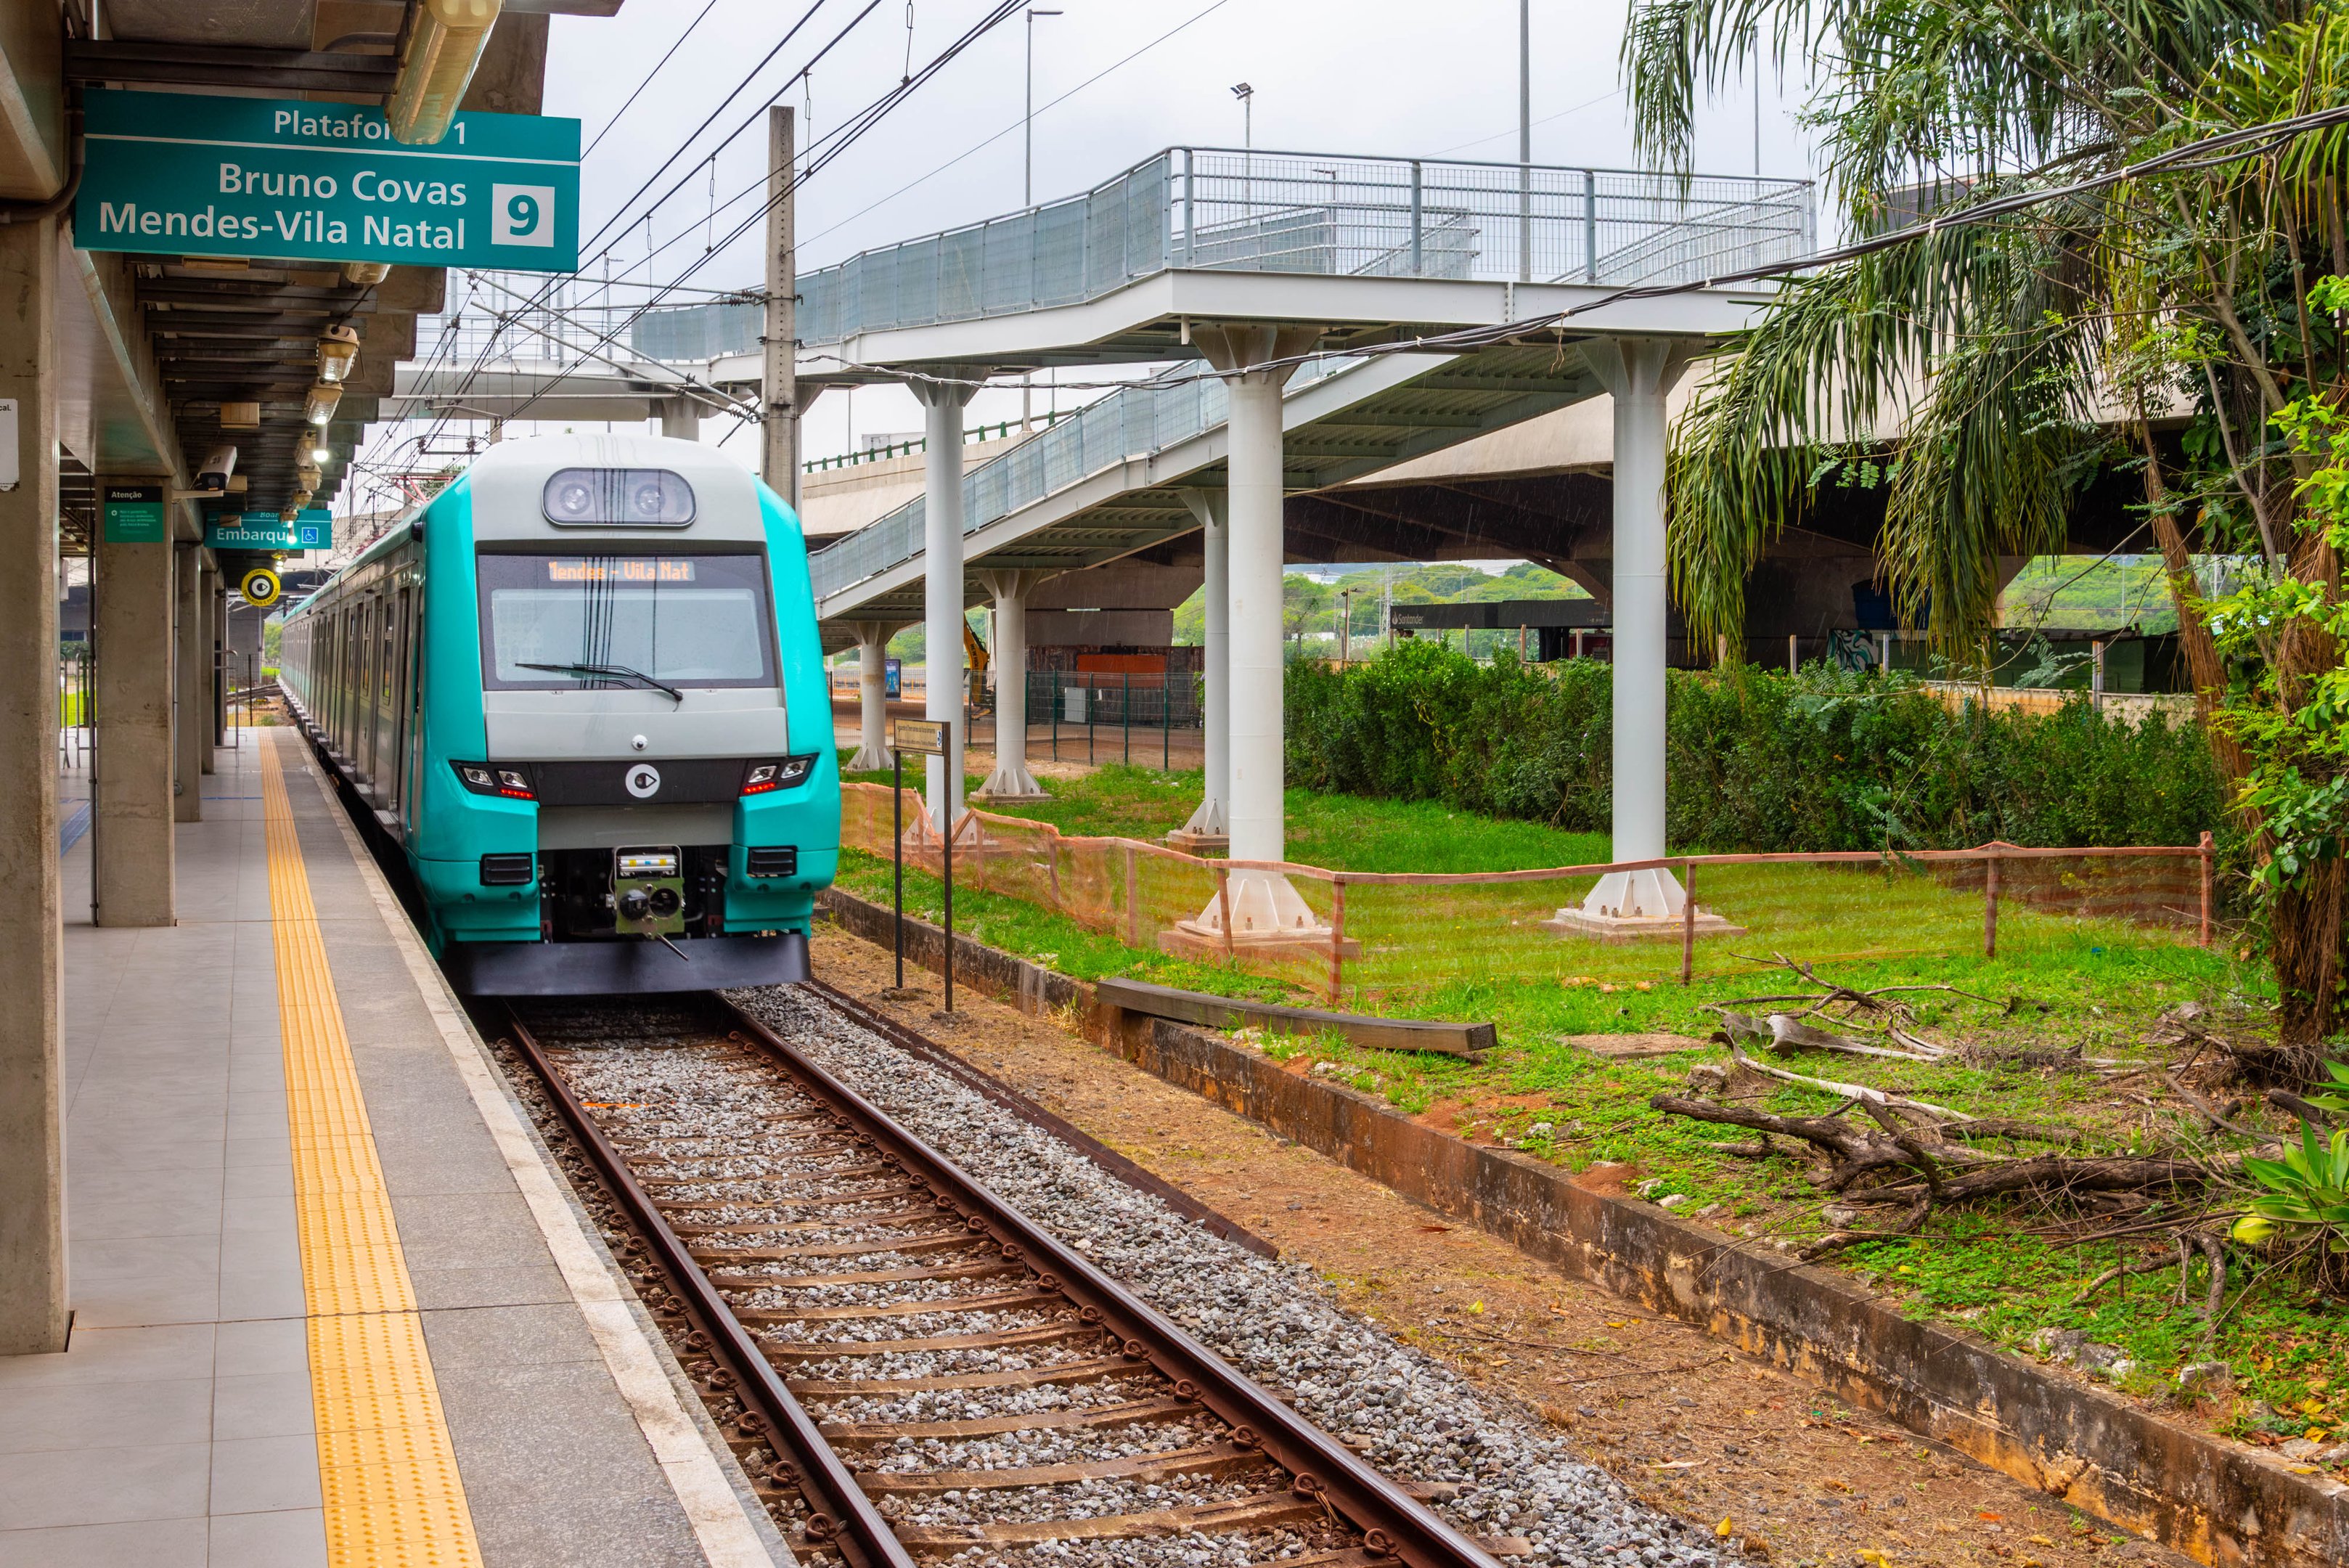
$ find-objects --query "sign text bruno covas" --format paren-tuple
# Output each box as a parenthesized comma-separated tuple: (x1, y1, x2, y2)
(76, 90, 579, 271)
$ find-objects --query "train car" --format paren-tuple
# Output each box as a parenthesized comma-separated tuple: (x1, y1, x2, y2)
(278, 433, 838, 995)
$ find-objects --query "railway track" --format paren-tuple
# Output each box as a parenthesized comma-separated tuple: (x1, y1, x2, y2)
(494, 987, 1503, 1568)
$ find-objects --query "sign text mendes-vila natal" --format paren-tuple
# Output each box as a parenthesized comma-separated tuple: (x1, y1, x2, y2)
(76, 90, 579, 271)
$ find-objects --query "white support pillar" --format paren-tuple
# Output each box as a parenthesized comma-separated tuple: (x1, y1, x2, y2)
(844, 621, 903, 772)
(1175, 324, 1328, 948)
(173, 544, 203, 823)
(910, 369, 984, 831)
(1172, 488, 1229, 850)
(1548, 338, 1734, 939)
(975, 569, 1053, 800)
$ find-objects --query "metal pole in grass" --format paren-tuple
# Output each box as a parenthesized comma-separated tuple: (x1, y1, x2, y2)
(942, 717, 955, 1014)
(1329, 875, 1347, 1004)
(1984, 849, 2001, 960)
(1680, 859, 1695, 985)
(2199, 830, 2214, 947)
(892, 748, 905, 989)
(1124, 671, 1132, 764)
(1163, 672, 1170, 771)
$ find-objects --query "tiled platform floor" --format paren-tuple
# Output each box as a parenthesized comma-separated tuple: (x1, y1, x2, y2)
(0, 732, 779, 1567)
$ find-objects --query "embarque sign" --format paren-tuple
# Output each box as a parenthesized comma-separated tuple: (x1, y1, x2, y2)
(78, 90, 579, 271)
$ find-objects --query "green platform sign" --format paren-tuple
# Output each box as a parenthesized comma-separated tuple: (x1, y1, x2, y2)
(101, 482, 167, 544)
(205, 509, 331, 551)
(78, 90, 579, 272)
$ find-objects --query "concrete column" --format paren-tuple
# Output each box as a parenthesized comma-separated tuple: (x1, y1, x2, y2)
(203, 561, 221, 763)
(1176, 324, 1327, 946)
(1555, 337, 1716, 932)
(844, 621, 900, 772)
(1174, 489, 1229, 848)
(910, 370, 982, 831)
(975, 570, 1052, 800)
(95, 497, 177, 928)
(0, 214, 65, 1356)
(658, 398, 701, 442)
(173, 544, 203, 821)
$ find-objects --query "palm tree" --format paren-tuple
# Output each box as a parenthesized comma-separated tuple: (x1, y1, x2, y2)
(1622, 0, 2348, 1046)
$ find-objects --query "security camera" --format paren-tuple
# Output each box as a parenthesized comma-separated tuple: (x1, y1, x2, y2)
(195, 445, 238, 491)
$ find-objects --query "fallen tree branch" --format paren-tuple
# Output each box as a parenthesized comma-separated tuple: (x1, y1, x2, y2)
(1725, 1041, 1976, 1123)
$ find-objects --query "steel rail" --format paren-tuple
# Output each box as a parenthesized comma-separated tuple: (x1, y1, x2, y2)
(719, 995, 1503, 1568)
(501, 1010, 918, 1568)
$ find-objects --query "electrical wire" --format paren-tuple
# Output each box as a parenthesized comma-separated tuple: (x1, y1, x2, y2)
(384, 1, 1023, 453)
(581, 0, 722, 158)
(796, 0, 1238, 252)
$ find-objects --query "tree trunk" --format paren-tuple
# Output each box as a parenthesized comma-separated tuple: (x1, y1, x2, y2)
(2137, 418, 2245, 777)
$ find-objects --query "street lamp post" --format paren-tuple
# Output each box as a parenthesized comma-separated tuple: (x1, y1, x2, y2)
(1023, 7, 1062, 434)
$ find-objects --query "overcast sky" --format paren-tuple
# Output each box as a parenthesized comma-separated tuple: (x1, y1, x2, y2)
(407, 1, 1818, 467)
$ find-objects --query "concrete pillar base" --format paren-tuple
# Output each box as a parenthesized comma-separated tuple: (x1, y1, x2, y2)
(974, 568, 1053, 801)
(1544, 866, 1744, 941)
(1174, 870, 1335, 947)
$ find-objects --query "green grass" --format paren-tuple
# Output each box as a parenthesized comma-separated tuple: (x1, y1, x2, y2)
(825, 754, 2349, 1435)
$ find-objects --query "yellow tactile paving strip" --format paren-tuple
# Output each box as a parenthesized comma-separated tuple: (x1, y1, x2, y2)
(261, 736, 487, 1568)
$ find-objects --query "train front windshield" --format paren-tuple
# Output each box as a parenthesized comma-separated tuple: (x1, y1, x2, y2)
(479, 552, 778, 690)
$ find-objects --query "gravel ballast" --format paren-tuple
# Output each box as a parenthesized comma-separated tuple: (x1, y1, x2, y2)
(733, 986, 1740, 1568)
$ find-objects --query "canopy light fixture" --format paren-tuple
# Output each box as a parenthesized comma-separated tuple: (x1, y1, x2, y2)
(290, 489, 314, 510)
(303, 383, 343, 425)
(311, 444, 332, 465)
(279, 509, 299, 525)
(343, 261, 391, 286)
(388, 0, 502, 146)
(296, 463, 322, 492)
(316, 324, 360, 384)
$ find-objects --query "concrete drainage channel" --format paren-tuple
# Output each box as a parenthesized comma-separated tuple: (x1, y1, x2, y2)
(817, 889, 2349, 1568)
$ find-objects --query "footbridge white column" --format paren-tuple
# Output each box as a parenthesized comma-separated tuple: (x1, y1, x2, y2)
(910, 369, 984, 833)
(1177, 324, 1326, 949)
(1172, 488, 1229, 849)
(1548, 337, 1730, 937)
(844, 621, 905, 772)
(975, 570, 1053, 800)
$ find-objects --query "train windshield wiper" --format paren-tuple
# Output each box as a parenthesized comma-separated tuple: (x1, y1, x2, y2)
(517, 661, 685, 703)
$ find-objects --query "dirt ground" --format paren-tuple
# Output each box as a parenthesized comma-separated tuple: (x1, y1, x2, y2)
(809, 927, 2197, 1568)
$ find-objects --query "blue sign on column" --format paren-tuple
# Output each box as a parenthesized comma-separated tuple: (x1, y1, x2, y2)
(78, 90, 579, 272)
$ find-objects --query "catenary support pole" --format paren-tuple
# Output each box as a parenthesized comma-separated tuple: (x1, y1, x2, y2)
(0, 212, 65, 1355)
(94, 486, 176, 927)
(845, 621, 902, 772)
(1174, 488, 1229, 848)
(173, 544, 203, 822)
(761, 106, 800, 510)
(911, 369, 984, 831)
(976, 569, 1052, 799)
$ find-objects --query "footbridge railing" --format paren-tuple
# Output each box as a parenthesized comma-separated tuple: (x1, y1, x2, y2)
(634, 147, 1814, 360)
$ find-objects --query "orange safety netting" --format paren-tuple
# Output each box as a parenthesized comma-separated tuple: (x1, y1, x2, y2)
(837, 783, 2215, 1005)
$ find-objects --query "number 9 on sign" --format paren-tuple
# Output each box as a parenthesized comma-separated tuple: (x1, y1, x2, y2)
(491, 183, 556, 248)
(240, 566, 282, 608)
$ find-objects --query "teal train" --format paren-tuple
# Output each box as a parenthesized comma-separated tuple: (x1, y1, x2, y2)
(278, 434, 838, 995)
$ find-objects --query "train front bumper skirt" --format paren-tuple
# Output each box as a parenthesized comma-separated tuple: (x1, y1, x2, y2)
(443, 931, 810, 996)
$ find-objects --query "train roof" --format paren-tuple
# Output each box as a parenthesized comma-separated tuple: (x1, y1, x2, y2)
(286, 435, 777, 615)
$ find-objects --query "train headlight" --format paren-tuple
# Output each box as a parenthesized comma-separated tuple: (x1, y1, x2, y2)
(540, 467, 696, 527)
(452, 761, 535, 800)
(740, 754, 818, 795)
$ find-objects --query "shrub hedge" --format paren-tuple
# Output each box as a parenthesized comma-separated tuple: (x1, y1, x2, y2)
(1285, 639, 2227, 852)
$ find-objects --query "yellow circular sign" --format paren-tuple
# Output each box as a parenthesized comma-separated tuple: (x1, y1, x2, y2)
(240, 566, 282, 608)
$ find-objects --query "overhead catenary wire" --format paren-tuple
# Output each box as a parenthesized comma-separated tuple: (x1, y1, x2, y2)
(581, 0, 723, 159)
(376, 0, 1023, 459)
